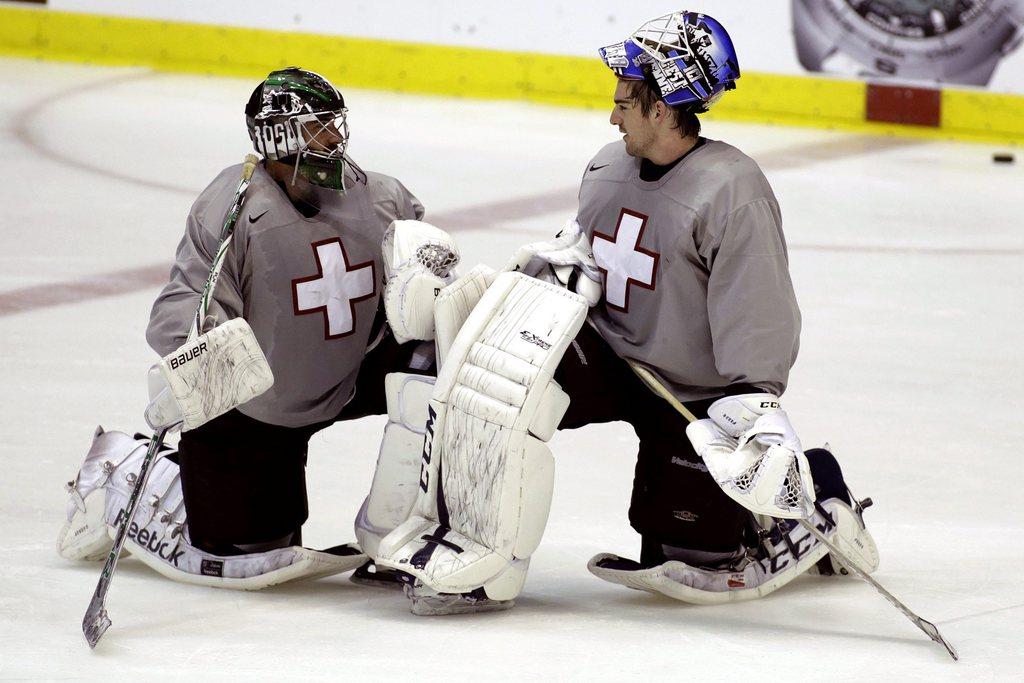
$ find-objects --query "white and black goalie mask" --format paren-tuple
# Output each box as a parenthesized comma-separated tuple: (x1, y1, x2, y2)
(245, 68, 354, 191)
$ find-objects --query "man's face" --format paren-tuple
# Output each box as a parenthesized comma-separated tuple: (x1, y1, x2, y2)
(609, 79, 655, 159)
(306, 118, 344, 153)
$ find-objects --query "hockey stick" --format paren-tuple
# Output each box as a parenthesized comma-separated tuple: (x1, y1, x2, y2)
(799, 517, 957, 660)
(626, 359, 959, 661)
(82, 154, 260, 649)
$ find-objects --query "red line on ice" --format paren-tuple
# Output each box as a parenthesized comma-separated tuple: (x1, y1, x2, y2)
(0, 265, 171, 317)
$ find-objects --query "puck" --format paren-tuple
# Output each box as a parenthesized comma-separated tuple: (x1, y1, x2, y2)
(992, 152, 1015, 164)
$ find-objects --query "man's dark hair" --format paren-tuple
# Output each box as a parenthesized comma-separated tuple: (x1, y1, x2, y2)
(625, 75, 702, 139)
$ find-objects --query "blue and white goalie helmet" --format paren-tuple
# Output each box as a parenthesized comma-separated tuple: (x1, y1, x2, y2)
(599, 11, 740, 110)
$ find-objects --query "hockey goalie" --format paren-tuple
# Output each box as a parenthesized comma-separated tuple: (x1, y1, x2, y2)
(349, 9, 886, 616)
(343, 209, 875, 617)
(57, 67, 437, 595)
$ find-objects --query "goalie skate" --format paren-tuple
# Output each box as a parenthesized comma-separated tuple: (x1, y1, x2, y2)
(405, 581, 514, 616)
(349, 560, 406, 589)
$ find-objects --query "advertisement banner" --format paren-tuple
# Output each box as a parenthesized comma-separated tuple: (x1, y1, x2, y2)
(791, 1, 1024, 90)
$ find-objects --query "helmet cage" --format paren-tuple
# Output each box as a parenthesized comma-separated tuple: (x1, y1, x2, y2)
(290, 109, 351, 190)
(599, 12, 739, 109)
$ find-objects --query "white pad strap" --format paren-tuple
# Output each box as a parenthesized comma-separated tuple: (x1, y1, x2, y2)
(376, 273, 587, 596)
(145, 318, 274, 431)
(355, 373, 436, 559)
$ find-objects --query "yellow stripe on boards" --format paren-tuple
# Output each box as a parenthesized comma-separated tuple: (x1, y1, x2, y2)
(710, 72, 866, 127)
(942, 89, 1024, 143)
(1, 6, 1020, 145)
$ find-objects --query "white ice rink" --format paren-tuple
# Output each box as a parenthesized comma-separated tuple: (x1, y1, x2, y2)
(1, 58, 1022, 680)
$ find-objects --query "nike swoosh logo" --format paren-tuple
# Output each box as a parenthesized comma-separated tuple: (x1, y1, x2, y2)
(249, 210, 269, 224)
(589, 163, 610, 172)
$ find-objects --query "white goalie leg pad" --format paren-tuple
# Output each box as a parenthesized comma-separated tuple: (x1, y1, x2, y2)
(587, 497, 878, 604)
(406, 558, 529, 615)
(58, 427, 151, 561)
(355, 373, 436, 559)
(124, 536, 366, 591)
(376, 273, 587, 597)
(805, 498, 880, 577)
(145, 317, 274, 431)
(433, 263, 497, 367)
(58, 427, 366, 589)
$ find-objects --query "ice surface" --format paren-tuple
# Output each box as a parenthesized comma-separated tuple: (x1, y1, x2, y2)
(1, 58, 1021, 679)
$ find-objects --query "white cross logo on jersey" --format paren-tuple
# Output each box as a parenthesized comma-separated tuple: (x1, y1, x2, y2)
(591, 209, 659, 312)
(292, 238, 376, 340)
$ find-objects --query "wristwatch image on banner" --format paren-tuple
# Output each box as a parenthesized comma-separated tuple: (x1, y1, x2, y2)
(792, 1, 1024, 87)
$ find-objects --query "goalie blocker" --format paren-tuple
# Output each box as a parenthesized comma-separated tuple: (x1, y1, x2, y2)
(145, 317, 274, 432)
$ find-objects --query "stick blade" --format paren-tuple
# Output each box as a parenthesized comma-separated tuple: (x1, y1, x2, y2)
(83, 599, 111, 649)
(917, 617, 959, 661)
(798, 520, 959, 661)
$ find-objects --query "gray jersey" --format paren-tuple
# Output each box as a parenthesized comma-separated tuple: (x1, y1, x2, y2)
(147, 162, 424, 427)
(577, 139, 800, 402)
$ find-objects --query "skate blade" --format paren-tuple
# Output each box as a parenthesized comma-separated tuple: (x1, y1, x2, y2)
(410, 597, 514, 616)
(349, 561, 406, 590)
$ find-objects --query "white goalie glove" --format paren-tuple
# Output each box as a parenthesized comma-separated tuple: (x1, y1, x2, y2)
(382, 220, 460, 344)
(685, 394, 816, 519)
(505, 218, 602, 306)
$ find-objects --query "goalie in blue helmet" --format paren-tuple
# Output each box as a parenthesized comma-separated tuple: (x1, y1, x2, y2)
(599, 11, 740, 111)
(377, 10, 878, 613)
(561, 10, 877, 605)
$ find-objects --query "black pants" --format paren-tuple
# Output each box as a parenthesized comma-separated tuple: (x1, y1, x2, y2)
(555, 324, 749, 557)
(178, 333, 428, 553)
